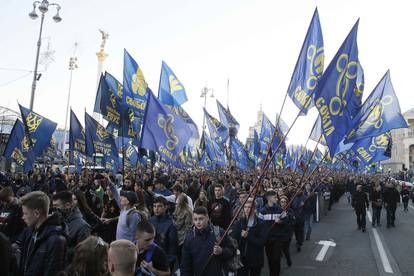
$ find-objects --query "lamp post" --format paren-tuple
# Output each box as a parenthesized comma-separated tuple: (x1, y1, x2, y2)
(28, 0, 62, 110)
(63, 50, 78, 150)
(200, 86, 214, 131)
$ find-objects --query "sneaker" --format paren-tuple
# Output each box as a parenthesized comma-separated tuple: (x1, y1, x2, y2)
(362, 228, 366, 232)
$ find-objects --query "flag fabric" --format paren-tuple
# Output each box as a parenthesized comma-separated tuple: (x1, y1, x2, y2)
(158, 85, 199, 139)
(199, 151, 214, 170)
(167, 105, 199, 139)
(124, 142, 138, 168)
(216, 100, 239, 133)
(2, 119, 34, 172)
(94, 74, 123, 126)
(123, 49, 149, 113)
(345, 70, 408, 143)
(202, 132, 227, 167)
(19, 104, 57, 157)
(260, 113, 286, 155)
(84, 113, 119, 170)
(287, 8, 324, 115)
(140, 90, 192, 168)
(158, 61, 188, 106)
(231, 139, 248, 170)
(204, 108, 228, 144)
(69, 109, 86, 155)
(346, 131, 392, 167)
(314, 20, 361, 157)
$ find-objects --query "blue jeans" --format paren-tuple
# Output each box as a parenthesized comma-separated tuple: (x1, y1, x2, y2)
(372, 206, 381, 225)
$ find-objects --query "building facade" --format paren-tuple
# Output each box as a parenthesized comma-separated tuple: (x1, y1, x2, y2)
(382, 108, 414, 173)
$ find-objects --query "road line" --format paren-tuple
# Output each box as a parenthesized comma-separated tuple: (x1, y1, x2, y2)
(315, 240, 336, 261)
(372, 228, 393, 273)
(409, 204, 414, 210)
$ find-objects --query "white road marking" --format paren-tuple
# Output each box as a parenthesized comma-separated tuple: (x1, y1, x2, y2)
(372, 228, 393, 274)
(409, 204, 414, 210)
(367, 210, 393, 274)
(315, 240, 336, 262)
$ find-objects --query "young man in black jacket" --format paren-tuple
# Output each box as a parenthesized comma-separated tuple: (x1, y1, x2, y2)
(17, 191, 67, 276)
(181, 206, 236, 276)
(207, 184, 232, 229)
(52, 191, 91, 250)
(352, 185, 369, 232)
(383, 182, 400, 228)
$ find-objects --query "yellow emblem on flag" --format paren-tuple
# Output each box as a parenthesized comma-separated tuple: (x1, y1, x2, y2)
(157, 113, 178, 151)
(26, 112, 43, 133)
(132, 67, 147, 97)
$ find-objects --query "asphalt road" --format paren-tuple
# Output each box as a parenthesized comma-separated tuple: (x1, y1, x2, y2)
(268, 196, 414, 276)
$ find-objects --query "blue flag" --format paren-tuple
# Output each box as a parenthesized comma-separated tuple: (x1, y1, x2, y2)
(69, 109, 86, 155)
(204, 108, 228, 144)
(345, 70, 408, 143)
(94, 73, 123, 126)
(216, 100, 239, 133)
(314, 20, 361, 157)
(140, 90, 191, 168)
(260, 113, 286, 155)
(123, 49, 149, 113)
(158, 61, 188, 106)
(202, 132, 227, 167)
(158, 82, 199, 139)
(231, 139, 248, 170)
(199, 151, 214, 170)
(2, 120, 34, 172)
(19, 104, 57, 157)
(124, 142, 139, 168)
(287, 8, 324, 115)
(84, 113, 119, 171)
(347, 131, 392, 167)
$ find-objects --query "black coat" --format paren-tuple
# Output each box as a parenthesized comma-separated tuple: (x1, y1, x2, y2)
(352, 191, 369, 210)
(383, 188, 400, 207)
(18, 213, 67, 276)
(180, 224, 236, 276)
(231, 216, 266, 268)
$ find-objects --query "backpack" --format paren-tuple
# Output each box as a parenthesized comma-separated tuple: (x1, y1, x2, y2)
(212, 226, 243, 272)
(126, 208, 146, 228)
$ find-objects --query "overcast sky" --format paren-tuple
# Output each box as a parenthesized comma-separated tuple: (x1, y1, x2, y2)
(1, 0, 413, 148)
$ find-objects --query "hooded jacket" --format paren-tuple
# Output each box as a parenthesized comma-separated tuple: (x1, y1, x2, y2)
(64, 207, 91, 249)
(18, 213, 67, 276)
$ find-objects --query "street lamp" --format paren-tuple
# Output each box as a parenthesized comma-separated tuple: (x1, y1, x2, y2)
(28, 0, 62, 110)
(200, 86, 214, 131)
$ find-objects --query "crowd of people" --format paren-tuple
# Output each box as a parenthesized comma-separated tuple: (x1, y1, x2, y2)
(0, 165, 411, 276)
